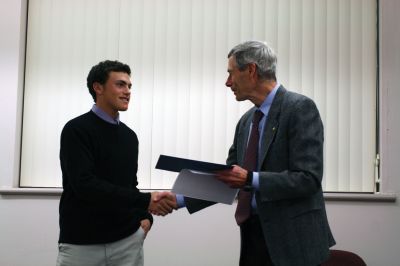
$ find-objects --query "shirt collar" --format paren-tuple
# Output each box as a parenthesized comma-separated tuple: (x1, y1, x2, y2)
(91, 104, 120, 125)
(258, 82, 280, 115)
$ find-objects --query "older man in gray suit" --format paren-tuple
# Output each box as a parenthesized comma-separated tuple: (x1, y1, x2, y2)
(214, 41, 336, 265)
(158, 41, 335, 266)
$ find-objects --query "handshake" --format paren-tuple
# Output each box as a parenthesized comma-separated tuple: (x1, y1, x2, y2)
(148, 191, 178, 216)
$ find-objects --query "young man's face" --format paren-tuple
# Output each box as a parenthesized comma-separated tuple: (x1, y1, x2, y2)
(94, 71, 132, 117)
(225, 56, 253, 101)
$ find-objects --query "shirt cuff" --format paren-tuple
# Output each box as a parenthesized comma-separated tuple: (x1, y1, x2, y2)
(252, 172, 259, 190)
(176, 194, 186, 208)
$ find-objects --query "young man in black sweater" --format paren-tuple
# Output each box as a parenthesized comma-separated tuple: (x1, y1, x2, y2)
(57, 60, 176, 266)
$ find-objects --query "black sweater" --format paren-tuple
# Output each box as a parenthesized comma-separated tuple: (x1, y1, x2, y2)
(59, 111, 152, 244)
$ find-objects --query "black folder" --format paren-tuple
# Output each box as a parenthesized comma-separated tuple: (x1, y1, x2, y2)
(155, 155, 232, 173)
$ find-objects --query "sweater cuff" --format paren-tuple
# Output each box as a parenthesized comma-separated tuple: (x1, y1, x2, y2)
(144, 211, 154, 225)
(137, 191, 152, 210)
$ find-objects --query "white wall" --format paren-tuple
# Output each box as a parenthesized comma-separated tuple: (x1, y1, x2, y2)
(1, 0, 399, 265)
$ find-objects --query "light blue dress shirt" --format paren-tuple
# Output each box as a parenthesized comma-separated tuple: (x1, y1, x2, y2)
(250, 83, 279, 210)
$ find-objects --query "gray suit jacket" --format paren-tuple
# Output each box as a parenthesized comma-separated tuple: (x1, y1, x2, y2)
(186, 86, 335, 266)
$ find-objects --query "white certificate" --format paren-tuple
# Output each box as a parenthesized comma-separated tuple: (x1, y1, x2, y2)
(171, 169, 238, 204)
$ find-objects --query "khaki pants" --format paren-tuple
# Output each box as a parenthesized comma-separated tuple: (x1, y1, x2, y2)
(56, 227, 145, 266)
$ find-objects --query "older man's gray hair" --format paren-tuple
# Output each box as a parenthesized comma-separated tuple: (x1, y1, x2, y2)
(228, 41, 277, 81)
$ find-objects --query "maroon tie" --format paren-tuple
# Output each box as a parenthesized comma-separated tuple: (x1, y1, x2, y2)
(235, 110, 264, 225)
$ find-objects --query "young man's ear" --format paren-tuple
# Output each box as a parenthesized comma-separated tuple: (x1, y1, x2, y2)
(93, 82, 103, 96)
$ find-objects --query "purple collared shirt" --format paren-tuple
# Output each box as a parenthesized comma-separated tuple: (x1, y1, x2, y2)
(91, 104, 120, 125)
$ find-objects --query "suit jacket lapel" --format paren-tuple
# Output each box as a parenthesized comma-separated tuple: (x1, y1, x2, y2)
(258, 86, 286, 167)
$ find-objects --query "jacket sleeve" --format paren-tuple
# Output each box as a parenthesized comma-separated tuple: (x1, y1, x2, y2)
(184, 197, 217, 214)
